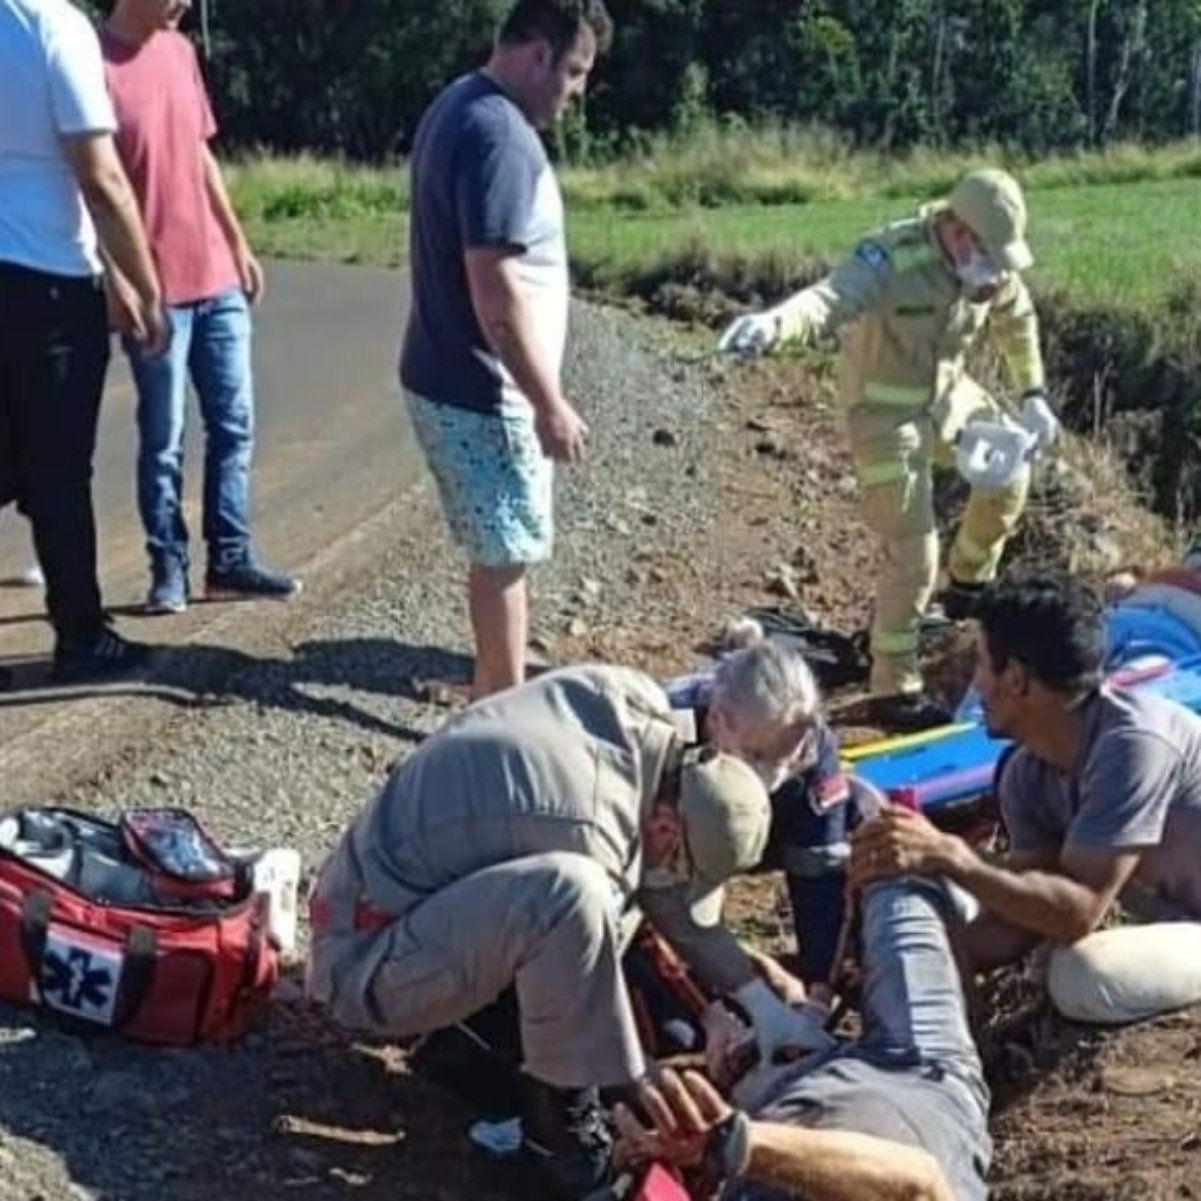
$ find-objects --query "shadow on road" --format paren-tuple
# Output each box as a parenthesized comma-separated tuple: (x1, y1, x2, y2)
(0, 988, 520, 1201)
(0, 636, 476, 744)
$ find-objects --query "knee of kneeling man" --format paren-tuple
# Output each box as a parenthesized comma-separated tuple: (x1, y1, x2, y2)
(1046, 940, 1121, 1024)
(526, 853, 621, 930)
(1047, 925, 1201, 1025)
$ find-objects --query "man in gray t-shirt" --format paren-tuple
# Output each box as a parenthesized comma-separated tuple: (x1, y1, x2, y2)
(399, 0, 611, 701)
(853, 570, 1201, 1025)
(1001, 688, 1201, 920)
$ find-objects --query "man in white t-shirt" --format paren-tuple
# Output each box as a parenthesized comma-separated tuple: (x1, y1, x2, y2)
(0, 0, 166, 686)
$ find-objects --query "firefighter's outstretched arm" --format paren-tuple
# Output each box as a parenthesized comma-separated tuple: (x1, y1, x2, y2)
(717, 239, 894, 358)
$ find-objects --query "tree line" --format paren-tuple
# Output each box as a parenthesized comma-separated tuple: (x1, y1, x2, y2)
(175, 1, 1201, 161)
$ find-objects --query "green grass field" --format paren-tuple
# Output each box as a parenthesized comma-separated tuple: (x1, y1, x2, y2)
(226, 136, 1201, 520)
(238, 178, 1201, 312)
(229, 139, 1201, 312)
(566, 178, 1201, 308)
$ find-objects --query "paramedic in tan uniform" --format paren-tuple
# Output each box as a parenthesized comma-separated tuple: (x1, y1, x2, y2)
(719, 168, 1059, 731)
(307, 664, 830, 1198)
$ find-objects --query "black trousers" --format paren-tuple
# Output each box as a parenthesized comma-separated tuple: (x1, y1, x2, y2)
(0, 260, 109, 644)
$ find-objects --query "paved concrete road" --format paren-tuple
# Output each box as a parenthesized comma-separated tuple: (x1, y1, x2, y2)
(0, 260, 416, 675)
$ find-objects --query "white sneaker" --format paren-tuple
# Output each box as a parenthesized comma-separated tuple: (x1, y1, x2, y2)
(15, 563, 44, 588)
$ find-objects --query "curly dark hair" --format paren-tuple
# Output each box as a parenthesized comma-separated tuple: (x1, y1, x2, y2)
(976, 569, 1105, 695)
(498, 0, 614, 59)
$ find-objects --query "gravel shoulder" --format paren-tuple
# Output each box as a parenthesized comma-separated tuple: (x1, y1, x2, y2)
(0, 303, 1195, 1201)
(1, 302, 783, 1201)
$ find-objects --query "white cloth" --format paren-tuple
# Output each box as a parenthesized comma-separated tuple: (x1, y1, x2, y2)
(1047, 922, 1201, 1024)
(733, 978, 836, 1063)
(0, 0, 115, 276)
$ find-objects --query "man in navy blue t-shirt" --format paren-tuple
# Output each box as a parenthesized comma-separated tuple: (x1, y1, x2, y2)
(400, 0, 612, 700)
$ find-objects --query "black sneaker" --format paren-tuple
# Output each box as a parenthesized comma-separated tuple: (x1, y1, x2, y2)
(205, 560, 301, 602)
(52, 623, 153, 683)
(938, 578, 987, 622)
(869, 692, 953, 733)
(523, 1077, 613, 1198)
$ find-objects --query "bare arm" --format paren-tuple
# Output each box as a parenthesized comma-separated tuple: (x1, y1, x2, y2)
(60, 132, 158, 307)
(744, 1121, 954, 1201)
(202, 145, 245, 254)
(202, 146, 263, 301)
(942, 838, 1140, 944)
(951, 845, 1059, 969)
(957, 907, 1044, 971)
(741, 944, 808, 1006)
(463, 247, 586, 463)
(61, 131, 167, 354)
(851, 807, 1141, 946)
(615, 1070, 954, 1201)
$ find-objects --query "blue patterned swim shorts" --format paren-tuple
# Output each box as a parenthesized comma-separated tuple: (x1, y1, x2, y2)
(405, 391, 553, 567)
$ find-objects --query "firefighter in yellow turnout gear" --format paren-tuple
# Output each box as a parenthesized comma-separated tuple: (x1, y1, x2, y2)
(719, 169, 1060, 730)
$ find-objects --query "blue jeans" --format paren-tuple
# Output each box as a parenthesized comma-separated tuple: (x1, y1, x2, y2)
(733, 878, 991, 1201)
(127, 288, 254, 573)
(852, 878, 984, 1084)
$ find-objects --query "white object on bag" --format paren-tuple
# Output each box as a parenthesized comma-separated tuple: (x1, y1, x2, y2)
(252, 848, 301, 954)
(954, 419, 1036, 491)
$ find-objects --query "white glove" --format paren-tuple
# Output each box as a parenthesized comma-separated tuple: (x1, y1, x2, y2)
(1018, 391, 1060, 454)
(733, 978, 836, 1064)
(717, 310, 782, 358)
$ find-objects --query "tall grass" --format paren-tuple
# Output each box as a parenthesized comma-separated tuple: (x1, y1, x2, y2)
(224, 153, 406, 222)
(561, 122, 1201, 209)
(564, 176, 1201, 312)
(225, 125, 1201, 221)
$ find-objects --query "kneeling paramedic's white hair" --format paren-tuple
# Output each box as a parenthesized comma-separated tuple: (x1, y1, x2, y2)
(709, 640, 820, 731)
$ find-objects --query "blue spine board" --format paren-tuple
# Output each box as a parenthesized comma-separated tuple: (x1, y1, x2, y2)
(853, 654, 1201, 812)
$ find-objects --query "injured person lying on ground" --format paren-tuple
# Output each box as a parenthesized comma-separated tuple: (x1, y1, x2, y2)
(614, 874, 989, 1201)
(306, 663, 841, 1197)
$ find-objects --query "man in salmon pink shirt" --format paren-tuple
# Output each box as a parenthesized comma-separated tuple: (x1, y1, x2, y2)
(102, 0, 299, 614)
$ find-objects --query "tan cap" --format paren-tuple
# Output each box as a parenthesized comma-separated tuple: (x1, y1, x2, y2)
(679, 747, 771, 926)
(948, 168, 1033, 272)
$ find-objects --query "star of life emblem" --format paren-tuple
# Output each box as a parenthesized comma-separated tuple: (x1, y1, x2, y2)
(32, 928, 125, 1026)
